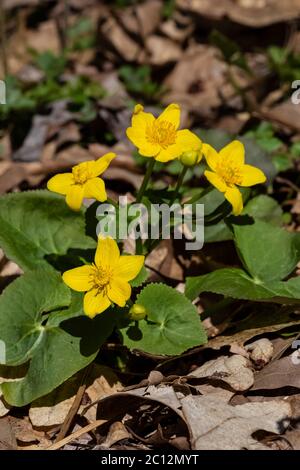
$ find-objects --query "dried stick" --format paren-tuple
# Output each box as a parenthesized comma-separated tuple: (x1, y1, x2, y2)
(54, 365, 92, 444)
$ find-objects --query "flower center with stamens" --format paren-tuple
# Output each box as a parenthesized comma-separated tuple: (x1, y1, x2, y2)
(72, 164, 91, 185)
(146, 120, 177, 148)
(216, 159, 243, 185)
(91, 266, 112, 290)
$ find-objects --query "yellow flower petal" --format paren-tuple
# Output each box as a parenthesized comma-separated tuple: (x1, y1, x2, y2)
(84, 177, 107, 201)
(157, 103, 180, 130)
(225, 186, 243, 215)
(126, 127, 160, 157)
(116, 255, 144, 281)
(204, 170, 228, 193)
(219, 140, 245, 167)
(84, 289, 111, 318)
(47, 173, 74, 195)
(175, 129, 202, 156)
(95, 237, 120, 268)
(155, 144, 180, 162)
(62, 265, 94, 292)
(131, 104, 155, 130)
(107, 277, 131, 307)
(240, 164, 266, 187)
(65, 185, 84, 211)
(202, 143, 219, 171)
(90, 153, 116, 177)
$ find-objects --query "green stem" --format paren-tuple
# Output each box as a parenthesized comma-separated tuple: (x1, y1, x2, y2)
(136, 159, 155, 203)
(145, 165, 187, 253)
(170, 165, 188, 205)
(204, 201, 232, 224)
(136, 238, 143, 255)
(186, 185, 214, 205)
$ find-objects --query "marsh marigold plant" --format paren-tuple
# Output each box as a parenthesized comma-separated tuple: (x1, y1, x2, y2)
(203, 140, 266, 215)
(126, 103, 202, 162)
(62, 237, 144, 318)
(47, 152, 115, 211)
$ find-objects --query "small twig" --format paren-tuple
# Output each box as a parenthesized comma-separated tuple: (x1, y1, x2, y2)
(46, 419, 107, 451)
(54, 364, 92, 444)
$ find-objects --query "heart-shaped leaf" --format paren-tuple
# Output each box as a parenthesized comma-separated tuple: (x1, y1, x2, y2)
(185, 268, 300, 304)
(120, 283, 207, 356)
(0, 269, 115, 406)
(0, 190, 96, 270)
(233, 220, 300, 282)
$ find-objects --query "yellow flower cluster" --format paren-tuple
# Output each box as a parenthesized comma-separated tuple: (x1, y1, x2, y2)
(47, 103, 266, 318)
(48, 103, 265, 216)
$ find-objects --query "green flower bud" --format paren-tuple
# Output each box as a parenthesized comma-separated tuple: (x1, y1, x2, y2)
(179, 150, 201, 167)
(129, 304, 147, 321)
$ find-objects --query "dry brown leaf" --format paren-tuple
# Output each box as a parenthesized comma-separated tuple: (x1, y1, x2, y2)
(160, 15, 194, 43)
(100, 16, 142, 62)
(0, 417, 17, 450)
(146, 240, 183, 281)
(145, 35, 182, 65)
(252, 355, 300, 391)
(128, 384, 184, 418)
(206, 310, 300, 350)
(29, 379, 81, 429)
(13, 101, 74, 162)
(177, 0, 300, 27)
(181, 392, 291, 450)
(189, 355, 254, 392)
(29, 365, 122, 428)
(10, 416, 49, 448)
(118, 0, 162, 38)
(261, 100, 300, 133)
(99, 72, 130, 110)
(285, 429, 300, 450)
(2, 20, 60, 76)
(101, 421, 131, 449)
(56, 123, 81, 149)
(163, 45, 228, 118)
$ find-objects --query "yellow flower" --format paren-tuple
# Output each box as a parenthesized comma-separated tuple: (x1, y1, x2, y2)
(47, 153, 116, 211)
(62, 238, 144, 319)
(203, 140, 266, 215)
(126, 103, 202, 163)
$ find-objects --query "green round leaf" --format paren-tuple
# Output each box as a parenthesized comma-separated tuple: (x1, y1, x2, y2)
(120, 283, 207, 356)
